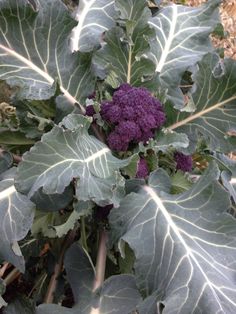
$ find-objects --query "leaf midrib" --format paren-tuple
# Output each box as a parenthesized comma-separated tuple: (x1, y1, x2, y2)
(143, 185, 227, 307)
(0, 44, 82, 110)
(168, 95, 236, 130)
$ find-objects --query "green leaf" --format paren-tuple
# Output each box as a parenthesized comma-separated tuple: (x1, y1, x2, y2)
(31, 210, 68, 238)
(0, 0, 95, 108)
(71, 0, 116, 52)
(53, 210, 81, 238)
(36, 305, 72, 314)
(149, 0, 220, 108)
(76, 170, 126, 207)
(30, 186, 74, 212)
(109, 163, 236, 312)
(0, 151, 13, 174)
(0, 168, 35, 272)
(168, 53, 236, 153)
(16, 115, 129, 206)
(153, 130, 189, 152)
(0, 130, 35, 145)
(64, 243, 95, 312)
(148, 168, 171, 193)
(3, 297, 35, 314)
(221, 170, 236, 204)
(94, 274, 141, 314)
(14, 98, 56, 139)
(170, 170, 193, 194)
(94, 0, 155, 88)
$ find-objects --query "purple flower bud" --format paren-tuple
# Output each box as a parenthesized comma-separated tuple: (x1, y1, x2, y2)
(85, 105, 96, 117)
(136, 158, 149, 178)
(174, 152, 193, 172)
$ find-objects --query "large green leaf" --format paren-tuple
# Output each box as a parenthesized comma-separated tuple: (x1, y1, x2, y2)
(70, 0, 116, 52)
(109, 163, 236, 313)
(0, 168, 35, 272)
(94, 0, 155, 88)
(168, 53, 236, 153)
(0, 0, 95, 108)
(15, 115, 128, 206)
(148, 0, 220, 108)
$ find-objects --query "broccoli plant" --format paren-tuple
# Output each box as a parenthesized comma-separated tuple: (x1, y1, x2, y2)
(1, 0, 236, 313)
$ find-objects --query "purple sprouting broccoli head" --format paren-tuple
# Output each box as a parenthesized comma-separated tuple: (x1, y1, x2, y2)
(136, 158, 149, 178)
(100, 84, 166, 151)
(174, 152, 193, 172)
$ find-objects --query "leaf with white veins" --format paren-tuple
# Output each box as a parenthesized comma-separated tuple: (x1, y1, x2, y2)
(15, 115, 129, 206)
(0, 168, 35, 272)
(109, 163, 236, 313)
(71, 0, 116, 52)
(168, 53, 236, 153)
(148, 0, 220, 108)
(0, 0, 95, 108)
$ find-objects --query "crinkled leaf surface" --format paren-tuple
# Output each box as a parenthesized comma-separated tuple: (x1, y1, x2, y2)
(0, 168, 35, 272)
(0, 0, 95, 107)
(71, 0, 116, 52)
(94, 0, 156, 88)
(109, 163, 236, 313)
(15, 115, 129, 207)
(168, 53, 236, 153)
(149, 0, 220, 108)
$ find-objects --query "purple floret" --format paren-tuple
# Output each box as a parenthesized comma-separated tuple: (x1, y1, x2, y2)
(174, 152, 193, 172)
(136, 158, 149, 178)
(100, 101, 112, 120)
(107, 131, 129, 151)
(116, 120, 140, 141)
(105, 105, 121, 124)
(85, 105, 96, 117)
(138, 114, 157, 131)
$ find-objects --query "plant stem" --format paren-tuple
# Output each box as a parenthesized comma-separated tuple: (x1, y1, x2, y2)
(93, 229, 107, 291)
(127, 44, 132, 84)
(80, 216, 88, 252)
(3, 268, 20, 286)
(0, 262, 9, 278)
(44, 229, 77, 304)
(0, 148, 22, 163)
